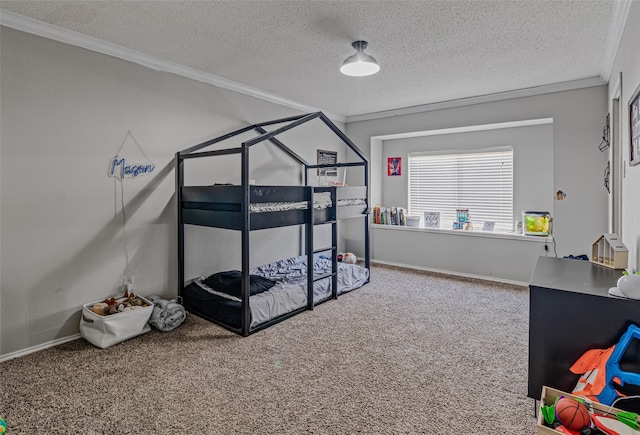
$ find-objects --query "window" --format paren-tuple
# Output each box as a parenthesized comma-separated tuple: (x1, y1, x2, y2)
(408, 147, 513, 232)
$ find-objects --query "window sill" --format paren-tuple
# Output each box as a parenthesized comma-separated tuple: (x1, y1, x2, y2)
(371, 223, 551, 243)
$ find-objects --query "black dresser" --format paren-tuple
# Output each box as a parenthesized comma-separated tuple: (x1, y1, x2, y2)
(528, 256, 640, 399)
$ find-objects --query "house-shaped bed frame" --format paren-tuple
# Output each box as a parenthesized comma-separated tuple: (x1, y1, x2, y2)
(175, 112, 370, 336)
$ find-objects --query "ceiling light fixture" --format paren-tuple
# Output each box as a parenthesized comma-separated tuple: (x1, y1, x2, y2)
(340, 40, 380, 77)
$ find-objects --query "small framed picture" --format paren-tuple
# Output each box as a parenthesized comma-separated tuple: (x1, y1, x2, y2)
(388, 157, 401, 176)
(317, 149, 338, 176)
(483, 221, 496, 232)
(424, 211, 440, 228)
(629, 82, 640, 166)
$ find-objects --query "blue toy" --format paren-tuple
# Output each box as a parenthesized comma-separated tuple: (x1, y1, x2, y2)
(599, 324, 640, 405)
(571, 324, 640, 406)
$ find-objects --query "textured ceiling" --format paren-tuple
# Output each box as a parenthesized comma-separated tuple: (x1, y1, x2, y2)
(0, 0, 616, 118)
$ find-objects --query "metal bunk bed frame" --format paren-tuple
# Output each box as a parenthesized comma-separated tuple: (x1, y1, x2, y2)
(175, 112, 370, 336)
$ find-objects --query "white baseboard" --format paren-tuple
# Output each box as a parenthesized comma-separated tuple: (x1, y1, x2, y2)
(370, 259, 529, 287)
(0, 334, 82, 363)
(0, 262, 525, 362)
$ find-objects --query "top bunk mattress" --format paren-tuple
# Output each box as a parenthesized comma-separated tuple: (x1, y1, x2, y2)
(184, 191, 333, 213)
(181, 185, 368, 229)
(182, 185, 367, 211)
(181, 185, 313, 229)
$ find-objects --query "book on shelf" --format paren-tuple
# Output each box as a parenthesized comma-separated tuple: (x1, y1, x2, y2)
(373, 205, 406, 226)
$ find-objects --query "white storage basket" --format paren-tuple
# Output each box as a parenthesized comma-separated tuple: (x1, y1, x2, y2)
(80, 296, 153, 349)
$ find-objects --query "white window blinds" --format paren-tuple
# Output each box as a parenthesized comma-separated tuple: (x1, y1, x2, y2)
(408, 147, 513, 232)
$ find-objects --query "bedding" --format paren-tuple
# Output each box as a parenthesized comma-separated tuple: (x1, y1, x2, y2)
(183, 255, 369, 329)
(182, 191, 366, 213)
(203, 271, 276, 298)
(248, 197, 366, 213)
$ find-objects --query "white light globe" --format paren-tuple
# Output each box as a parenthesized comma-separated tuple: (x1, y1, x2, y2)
(340, 60, 380, 77)
(340, 41, 380, 77)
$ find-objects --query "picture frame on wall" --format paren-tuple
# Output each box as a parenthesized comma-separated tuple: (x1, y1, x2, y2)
(630, 82, 640, 166)
(388, 157, 401, 176)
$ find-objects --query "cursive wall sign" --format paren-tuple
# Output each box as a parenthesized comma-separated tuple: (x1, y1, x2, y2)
(108, 156, 155, 179)
(108, 131, 155, 180)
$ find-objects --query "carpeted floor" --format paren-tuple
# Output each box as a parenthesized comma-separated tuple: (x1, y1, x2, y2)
(0, 265, 537, 434)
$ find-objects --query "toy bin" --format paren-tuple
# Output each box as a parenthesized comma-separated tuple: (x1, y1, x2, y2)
(80, 296, 153, 349)
(523, 211, 551, 236)
(537, 386, 625, 434)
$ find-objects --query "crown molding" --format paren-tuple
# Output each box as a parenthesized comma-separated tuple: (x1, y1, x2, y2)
(0, 10, 346, 124)
(346, 76, 607, 123)
(372, 118, 554, 141)
(600, 0, 633, 82)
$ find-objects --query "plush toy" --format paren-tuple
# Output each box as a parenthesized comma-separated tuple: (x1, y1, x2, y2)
(342, 252, 357, 264)
(0, 417, 6, 434)
(91, 303, 106, 316)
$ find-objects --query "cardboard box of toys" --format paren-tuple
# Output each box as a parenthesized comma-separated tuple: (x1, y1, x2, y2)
(80, 292, 153, 349)
(537, 386, 635, 434)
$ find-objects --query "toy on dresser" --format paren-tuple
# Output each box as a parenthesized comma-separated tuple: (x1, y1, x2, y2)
(609, 272, 640, 300)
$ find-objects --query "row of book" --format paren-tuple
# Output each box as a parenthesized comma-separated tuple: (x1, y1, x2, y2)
(373, 205, 407, 226)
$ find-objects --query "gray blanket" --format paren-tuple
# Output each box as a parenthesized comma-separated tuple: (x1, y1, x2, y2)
(147, 294, 186, 332)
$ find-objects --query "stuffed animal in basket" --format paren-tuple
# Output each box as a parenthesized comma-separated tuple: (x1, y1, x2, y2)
(342, 252, 357, 264)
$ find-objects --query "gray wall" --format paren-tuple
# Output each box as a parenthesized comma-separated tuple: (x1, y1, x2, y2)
(0, 28, 345, 357)
(346, 86, 609, 282)
(609, 1, 640, 273)
(372, 226, 549, 283)
(380, 123, 554, 222)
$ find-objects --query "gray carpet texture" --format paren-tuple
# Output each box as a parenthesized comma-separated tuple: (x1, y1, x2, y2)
(0, 265, 537, 434)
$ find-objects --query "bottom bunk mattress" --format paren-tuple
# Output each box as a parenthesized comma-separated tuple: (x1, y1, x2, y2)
(182, 255, 369, 330)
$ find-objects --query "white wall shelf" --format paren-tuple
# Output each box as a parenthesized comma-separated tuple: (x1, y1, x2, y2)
(372, 223, 551, 243)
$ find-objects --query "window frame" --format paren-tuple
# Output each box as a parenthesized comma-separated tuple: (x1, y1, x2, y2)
(407, 146, 514, 232)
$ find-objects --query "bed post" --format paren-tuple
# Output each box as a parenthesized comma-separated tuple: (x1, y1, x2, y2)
(316, 113, 370, 276)
(306, 187, 314, 310)
(331, 188, 338, 299)
(364, 160, 370, 276)
(241, 143, 251, 336)
(176, 152, 185, 298)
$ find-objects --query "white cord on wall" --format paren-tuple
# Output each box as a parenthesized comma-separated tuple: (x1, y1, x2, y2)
(111, 130, 154, 290)
(118, 177, 130, 280)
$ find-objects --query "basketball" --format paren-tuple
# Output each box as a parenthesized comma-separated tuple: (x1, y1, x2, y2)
(555, 397, 591, 430)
